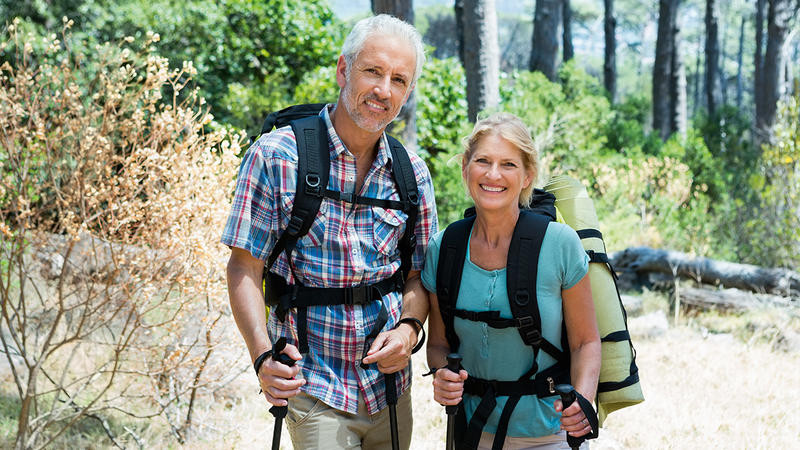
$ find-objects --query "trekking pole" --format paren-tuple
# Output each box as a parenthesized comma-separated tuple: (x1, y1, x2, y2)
(384, 372, 400, 450)
(445, 353, 462, 450)
(555, 384, 583, 450)
(269, 338, 296, 450)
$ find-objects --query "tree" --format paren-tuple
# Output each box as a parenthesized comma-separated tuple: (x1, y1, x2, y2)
(755, 0, 797, 141)
(371, 0, 419, 150)
(705, 0, 720, 114)
(1, 25, 242, 449)
(653, 0, 682, 140)
(604, 0, 617, 102)
(530, 0, 562, 81)
(736, 16, 745, 109)
(563, 0, 574, 62)
(462, 0, 500, 122)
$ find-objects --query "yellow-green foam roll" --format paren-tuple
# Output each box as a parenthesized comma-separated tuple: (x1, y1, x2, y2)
(545, 174, 644, 426)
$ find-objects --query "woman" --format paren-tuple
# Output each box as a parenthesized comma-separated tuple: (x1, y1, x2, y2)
(422, 113, 601, 449)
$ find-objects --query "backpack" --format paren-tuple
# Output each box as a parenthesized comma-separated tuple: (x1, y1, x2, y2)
(255, 103, 421, 356)
(436, 178, 643, 449)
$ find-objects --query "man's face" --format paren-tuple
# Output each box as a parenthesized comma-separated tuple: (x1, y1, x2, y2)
(337, 33, 416, 133)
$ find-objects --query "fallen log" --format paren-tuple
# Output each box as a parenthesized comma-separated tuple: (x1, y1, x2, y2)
(610, 246, 800, 296)
(677, 286, 773, 311)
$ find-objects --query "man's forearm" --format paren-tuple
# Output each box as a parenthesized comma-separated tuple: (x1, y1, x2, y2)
(227, 251, 271, 362)
(398, 271, 428, 343)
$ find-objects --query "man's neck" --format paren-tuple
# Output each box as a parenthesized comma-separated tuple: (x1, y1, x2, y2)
(330, 103, 384, 161)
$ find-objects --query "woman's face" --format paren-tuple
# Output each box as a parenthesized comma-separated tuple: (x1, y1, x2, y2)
(462, 133, 533, 213)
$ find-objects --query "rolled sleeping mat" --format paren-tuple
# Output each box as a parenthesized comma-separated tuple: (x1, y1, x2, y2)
(544, 174, 644, 426)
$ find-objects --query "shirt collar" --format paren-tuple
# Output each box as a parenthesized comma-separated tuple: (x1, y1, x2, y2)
(321, 104, 392, 168)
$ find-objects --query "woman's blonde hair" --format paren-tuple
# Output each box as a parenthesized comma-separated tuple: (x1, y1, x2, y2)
(461, 112, 539, 207)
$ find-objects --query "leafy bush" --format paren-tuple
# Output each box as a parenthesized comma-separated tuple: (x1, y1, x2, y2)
(0, 21, 243, 448)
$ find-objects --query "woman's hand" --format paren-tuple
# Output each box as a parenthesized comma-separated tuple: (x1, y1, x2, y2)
(554, 397, 592, 438)
(433, 366, 468, 405)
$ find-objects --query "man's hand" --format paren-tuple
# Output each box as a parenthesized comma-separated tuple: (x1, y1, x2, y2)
(361, 322, 418, 373)
(257, 342, 305, 406)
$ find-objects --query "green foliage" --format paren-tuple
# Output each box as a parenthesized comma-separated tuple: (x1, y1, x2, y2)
(293, 65, 340, 105)
(415, 57, 472, 227)
(743, 95, 800, 269)
(502, 62, 612, 178)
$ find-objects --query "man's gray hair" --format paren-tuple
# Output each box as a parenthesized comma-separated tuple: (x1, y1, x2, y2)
(341, 14, 426, 85)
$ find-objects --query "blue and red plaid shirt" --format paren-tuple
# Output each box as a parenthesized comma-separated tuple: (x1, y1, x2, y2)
(222, 105, 438, 414)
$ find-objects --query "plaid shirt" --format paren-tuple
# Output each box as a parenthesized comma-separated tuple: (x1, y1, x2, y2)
(222, 105, 438, 414)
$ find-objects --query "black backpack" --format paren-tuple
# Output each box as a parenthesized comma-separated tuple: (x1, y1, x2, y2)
(255, 103, 420, 356)
(435, 191, 599, 449)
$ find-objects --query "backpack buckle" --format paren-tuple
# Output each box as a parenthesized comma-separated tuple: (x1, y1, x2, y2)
(524, 328, 543, 347)
(408, 192, 419, 206)
(345, 285, 369, 305)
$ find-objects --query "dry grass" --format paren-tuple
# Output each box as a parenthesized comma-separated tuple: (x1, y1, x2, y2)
(4, 305, 799, 449)
(168, 310, 800, 450)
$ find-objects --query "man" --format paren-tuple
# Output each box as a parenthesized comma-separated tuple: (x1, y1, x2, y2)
(222, 14, 437, 449)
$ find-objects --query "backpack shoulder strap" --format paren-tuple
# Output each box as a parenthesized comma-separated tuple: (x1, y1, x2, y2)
(435, 216, 475, 353)
(266, 115, 330, 272)
(506, 210, 556, 352)
(386, 135, 420, 282)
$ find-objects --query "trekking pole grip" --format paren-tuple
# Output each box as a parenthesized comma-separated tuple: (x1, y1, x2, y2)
(268, 338, 297, 418)
(445, 353, 462, 415)
(555, 384, 582, 450)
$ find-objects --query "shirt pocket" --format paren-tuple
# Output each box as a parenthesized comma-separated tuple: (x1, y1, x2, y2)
(371, 206, 408, 257)
(279, 193, 327, 248)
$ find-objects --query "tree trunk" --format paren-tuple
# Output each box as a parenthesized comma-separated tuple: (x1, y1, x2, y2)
(753, 0, 767, 130)
(463, 0, 500, 122)
(719, 21, 728, 107)
(756, 0, 796, 140)
(611, 246, 800, 296)
(653, 0, 680, 141)
(563, 0, 574, 62)
(670, 20, 687, 137)
(736, 16, 745, 109)
(455, 0, 465, 66)
(371, 0, 418, 151)
(704, 0, 719, 115)
(604, 0, 616, 102)
(530, 0, 562, 81)
(693, 51, 701, 116)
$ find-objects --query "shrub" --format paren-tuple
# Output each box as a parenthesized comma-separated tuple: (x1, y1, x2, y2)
(0, 20, 243, 448)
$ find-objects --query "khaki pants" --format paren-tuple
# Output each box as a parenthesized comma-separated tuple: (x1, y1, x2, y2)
(285, 389, 412, 450)
(478, 431, 588, 450)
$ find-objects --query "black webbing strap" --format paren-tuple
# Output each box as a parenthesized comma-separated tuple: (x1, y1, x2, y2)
(597, 359, 640, 393)
(507, 211, 550, 348)
(461, 362, 570, 449)
(387, 135, 419, 282)
(493, 395, 522, 450)
(265, 116, 330, 276)
(450, 308, 565, 361)
(576, 228, 603, 240)
(436, 216, 475, 353)
(360, 302, 390, 369)
(323, 189, 411, 211)
(602, 330, 630, 342)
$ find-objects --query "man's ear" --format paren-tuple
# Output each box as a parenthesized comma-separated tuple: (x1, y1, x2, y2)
(336, 55, 347, 89)
(403, 82, 416, 105)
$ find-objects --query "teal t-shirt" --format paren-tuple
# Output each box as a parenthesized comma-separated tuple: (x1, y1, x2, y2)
(421, 220, 589, 438)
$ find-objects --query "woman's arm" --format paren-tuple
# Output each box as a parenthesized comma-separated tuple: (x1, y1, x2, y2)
(427, 291, 468, 405)
(559, 273, 601, 436)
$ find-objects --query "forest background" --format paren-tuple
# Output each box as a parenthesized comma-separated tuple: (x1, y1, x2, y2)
(1, 0, 799, 448)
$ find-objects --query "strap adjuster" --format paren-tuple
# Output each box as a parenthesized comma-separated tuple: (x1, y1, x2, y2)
(523, 328, 543, 347)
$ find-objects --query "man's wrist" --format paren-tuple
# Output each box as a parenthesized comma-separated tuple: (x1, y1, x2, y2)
(395, 317, 425, 354)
